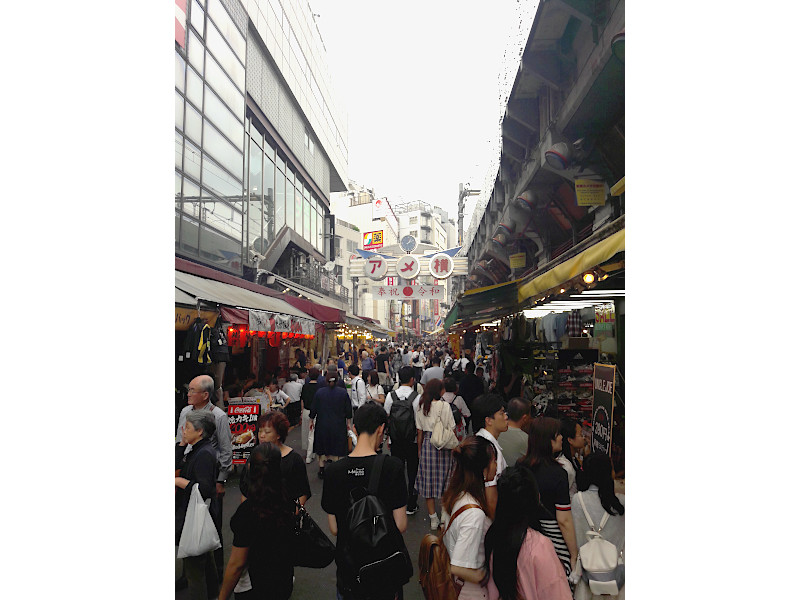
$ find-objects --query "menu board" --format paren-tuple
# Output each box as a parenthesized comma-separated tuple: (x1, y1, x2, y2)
(228, 397, 261, 465)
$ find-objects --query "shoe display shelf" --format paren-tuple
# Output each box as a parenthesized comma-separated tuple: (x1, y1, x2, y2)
(553, 349, 599, 422)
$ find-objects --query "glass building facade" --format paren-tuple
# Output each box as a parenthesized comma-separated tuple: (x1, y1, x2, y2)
(175, 0, 346, 279)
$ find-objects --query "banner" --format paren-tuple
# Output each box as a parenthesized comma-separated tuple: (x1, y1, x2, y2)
(228, 398, 261, 465)
(370, 285, 445, 300)
(575, 179, 607, 206)
(591, 364, 616, 455)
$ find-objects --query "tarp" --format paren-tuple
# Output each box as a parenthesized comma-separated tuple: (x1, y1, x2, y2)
(517, 229, 625, 302)
(175, 270, 314, 321)
(282, 295, 344, 323)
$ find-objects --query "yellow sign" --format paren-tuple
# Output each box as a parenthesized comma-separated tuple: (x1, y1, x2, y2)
(575, 179, 607, 206)
(363, 230, 384, 250)
(175, 308, 218, 331)
(509, 252, 526, 269)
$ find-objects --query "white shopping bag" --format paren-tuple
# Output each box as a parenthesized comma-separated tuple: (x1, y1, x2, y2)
(177, 483, 221, 558)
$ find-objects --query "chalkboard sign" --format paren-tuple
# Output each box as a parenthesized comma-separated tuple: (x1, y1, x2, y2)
(228, 397, 261, 465)
(591, 364, 616, 455)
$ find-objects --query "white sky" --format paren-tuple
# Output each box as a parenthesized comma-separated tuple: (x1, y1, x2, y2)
(311, 0, 535, 227)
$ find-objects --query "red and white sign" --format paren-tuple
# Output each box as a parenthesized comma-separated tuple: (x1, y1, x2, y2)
(396, 255, 420, 279)
(387, 276, 397, 286)
(428, 253, 455, 279)
(370, 285, 445, 300)
(228, 398, 261, 465)
(175, 0, 187, 49)
(365, 256, 388, 281)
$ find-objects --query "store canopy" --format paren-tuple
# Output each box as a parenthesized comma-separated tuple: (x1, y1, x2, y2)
(175, 288, 196, 305)
(517, 228, 625, 303)
(175, 270, 313, 321)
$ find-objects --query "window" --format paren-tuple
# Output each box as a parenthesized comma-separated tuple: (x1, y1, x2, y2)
(205, 51, 244, 116)
(175, 52, 186, 93)
(190, 0, 204, 37)
(206, 0, 245, 62)
(304, 130, 315, 155)
(409, 216, 418, 224)
(205, 86, 243, 150)
(188, 30, 204, 75)
(248, 138, 263, 251)
(206, 18, 244, 91)
(175, 92, 184, 131)
(275, 172, 285, 231)
(203, 118, 243, 179)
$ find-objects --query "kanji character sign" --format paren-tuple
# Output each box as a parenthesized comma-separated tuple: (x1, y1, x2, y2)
(395, 255, 420, 279)
(366, 257, 388, 280)
(428, 253, 454, 278)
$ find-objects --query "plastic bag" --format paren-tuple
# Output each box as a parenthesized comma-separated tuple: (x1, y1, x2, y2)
(177, 483, 221, 558)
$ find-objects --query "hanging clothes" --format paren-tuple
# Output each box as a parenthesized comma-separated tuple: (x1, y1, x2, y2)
(566, 309, 582, 337)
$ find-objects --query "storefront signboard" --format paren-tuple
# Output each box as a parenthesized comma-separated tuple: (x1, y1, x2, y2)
(449, 334, 460, 357)
(175, 307, 218, 331)
(575, 179, 607, 206)
(594, 303, 616, 337)
(228, 398, 261, 465)
(591, 364, 616, 456)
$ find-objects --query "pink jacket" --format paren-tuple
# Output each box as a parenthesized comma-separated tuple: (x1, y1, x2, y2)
(487, 529, 572, 600)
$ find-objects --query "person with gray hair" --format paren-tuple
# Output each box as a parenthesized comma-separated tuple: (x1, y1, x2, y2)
(176, 406, 220, 599)
(176, 374, 233, 583)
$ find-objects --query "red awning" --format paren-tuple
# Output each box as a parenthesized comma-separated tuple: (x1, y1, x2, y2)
(220, 307, 249, 325)
(282, 295, 344, 323)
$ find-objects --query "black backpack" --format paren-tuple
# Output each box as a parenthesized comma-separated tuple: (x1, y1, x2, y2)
(209, 320, 230, 363)
(447, 397, 464, 427)
(338, 455, 413, 598)
(388, 390, 418, 443)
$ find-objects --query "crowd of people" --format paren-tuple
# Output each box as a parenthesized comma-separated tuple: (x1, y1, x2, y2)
(176, 339, 624, 600)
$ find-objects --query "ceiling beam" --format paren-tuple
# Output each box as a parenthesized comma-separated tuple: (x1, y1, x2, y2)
(521, 50, 567, 91)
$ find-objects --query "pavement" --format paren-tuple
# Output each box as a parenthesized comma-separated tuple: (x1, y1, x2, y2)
(177, 423, 432, 600)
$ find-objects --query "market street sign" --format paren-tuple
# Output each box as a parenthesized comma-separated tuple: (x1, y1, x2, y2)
(428, 253, 455, 278)
(591, 363, 616, 456)
(365, 256, 388, 280)
(371, 285, 445, 300)
(395, 255, 420, 279)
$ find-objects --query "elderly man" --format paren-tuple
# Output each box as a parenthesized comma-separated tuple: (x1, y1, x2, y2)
(176, 374, 232, 582)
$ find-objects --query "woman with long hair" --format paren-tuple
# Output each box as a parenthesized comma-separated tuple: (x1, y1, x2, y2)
(571, 453, 625, 600)
(240, 411, 311, 506)
(440, 436, 497, 600)
(414, 378, 457, 529)
(485, 466, 572, 600)
(518, 417, 578, 579)
(556, 417, 586, 499)
(218, 443, 296, 600)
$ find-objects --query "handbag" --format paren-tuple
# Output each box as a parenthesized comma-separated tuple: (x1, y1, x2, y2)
(431, 402, 458, 450)
(176, 483, 222, 558)
(292, 501, 336, 568)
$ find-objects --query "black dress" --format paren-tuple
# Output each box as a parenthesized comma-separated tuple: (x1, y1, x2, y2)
(239, 448, 312, 503)
(309, 384, 352, 457)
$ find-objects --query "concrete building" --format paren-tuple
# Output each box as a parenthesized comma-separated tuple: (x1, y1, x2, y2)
(175, 0, 350, 309)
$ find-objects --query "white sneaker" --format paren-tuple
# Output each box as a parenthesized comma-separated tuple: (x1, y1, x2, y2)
(429, 513, 440, 530)
(305, 454, 314, 464)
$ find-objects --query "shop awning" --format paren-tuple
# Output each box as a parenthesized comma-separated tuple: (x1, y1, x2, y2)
(176, 288, 196, 305)
(517, 228, 625, 303)
(175, 270, 313, 321)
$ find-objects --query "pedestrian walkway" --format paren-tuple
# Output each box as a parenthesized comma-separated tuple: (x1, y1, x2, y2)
(176, 422, 430, 600)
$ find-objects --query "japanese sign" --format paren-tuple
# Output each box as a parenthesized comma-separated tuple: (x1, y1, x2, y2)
(363, 230, 384, 251)
(575, 179, 607, 206)
(228, 398, 261, 465)
(396, 255, 420, 279)
(387, 276, 397, 286)
(365, 256, 389, 280)
(509, 252, 526, 269)
(591, 364, 616, 456)
(595, 303, 616, 337)
(428, 253, 455, 279)
(371, 285, 445, 300)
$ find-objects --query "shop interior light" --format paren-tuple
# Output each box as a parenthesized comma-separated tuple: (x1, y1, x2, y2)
(559, 288, 566, 294)
(582, 272, 595, 285)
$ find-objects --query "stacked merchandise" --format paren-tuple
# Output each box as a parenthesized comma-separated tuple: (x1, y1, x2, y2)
(554, 350, 598, 421)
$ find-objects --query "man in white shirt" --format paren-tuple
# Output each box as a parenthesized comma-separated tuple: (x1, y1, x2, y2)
(411, 344, 426, 383)
(383, 366, 421, 514)
(347, 363, 367, 409)
(420, 355, 445, 385)
(282, 373, 304, 430)
(402, 345, 412, 367)
(472, 393, 509, 519)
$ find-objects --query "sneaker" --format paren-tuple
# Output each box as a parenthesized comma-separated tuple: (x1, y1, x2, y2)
(306, 455, 314, 464)
(429, 513, 440, 530)
(406, 505, 418, 515)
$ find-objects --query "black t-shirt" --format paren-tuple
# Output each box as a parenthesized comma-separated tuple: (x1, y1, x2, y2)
(376, 353, 390, 373)
(240, 449, 312, 502)
(523, 461, 570, 520)
(321, 454, 407, 543)
(230, 499, 295, 599)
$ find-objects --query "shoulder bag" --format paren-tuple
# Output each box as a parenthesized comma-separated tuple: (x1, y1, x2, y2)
(292, 500, 336, 568)
(431, 402, 458, 450)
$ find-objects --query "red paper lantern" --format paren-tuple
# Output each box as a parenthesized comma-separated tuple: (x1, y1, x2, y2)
(257, 331, 266, 338)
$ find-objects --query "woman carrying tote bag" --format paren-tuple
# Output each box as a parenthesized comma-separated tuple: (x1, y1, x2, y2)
(175, 410, 221, 600)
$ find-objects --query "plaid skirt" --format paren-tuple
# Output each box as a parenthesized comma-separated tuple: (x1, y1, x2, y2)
(415, 431, 453, 499)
